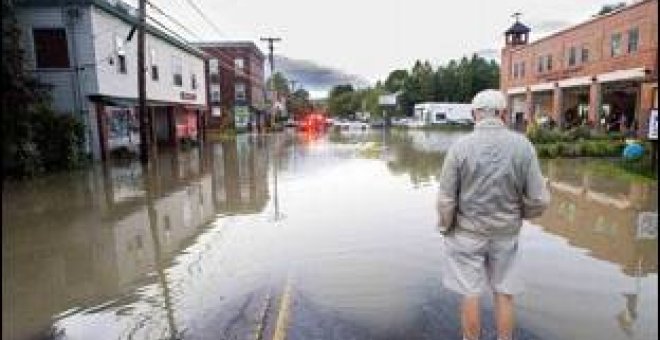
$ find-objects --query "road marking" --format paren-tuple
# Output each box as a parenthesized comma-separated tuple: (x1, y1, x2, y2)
(253, 290, 272, 340)
(272, 275, 293, 340)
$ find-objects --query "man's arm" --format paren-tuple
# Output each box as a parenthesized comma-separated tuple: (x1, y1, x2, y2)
(522, 144, 551, 219)
(437, 145, 460, 234)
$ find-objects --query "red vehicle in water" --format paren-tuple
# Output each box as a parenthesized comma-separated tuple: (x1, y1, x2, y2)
(297, 111, 328, 132)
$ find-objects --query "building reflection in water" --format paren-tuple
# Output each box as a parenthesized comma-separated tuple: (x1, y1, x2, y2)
(535, 159, 657, 338)
(2, 136, 271, 340)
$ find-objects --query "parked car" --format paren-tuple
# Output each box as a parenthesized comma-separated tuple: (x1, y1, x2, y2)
(284, 118, 297, 127)
(370, 119, 385, 128)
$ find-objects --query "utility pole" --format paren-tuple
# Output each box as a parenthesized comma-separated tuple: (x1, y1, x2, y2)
(260, 37, 281, 127)
(137, 0, 149, 164)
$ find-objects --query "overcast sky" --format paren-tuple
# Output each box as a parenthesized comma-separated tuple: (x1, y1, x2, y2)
(143, 0, 622, 96)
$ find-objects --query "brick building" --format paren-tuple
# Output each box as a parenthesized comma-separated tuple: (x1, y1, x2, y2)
(193, 41, 266, 131)
(500, 0, 658, 136)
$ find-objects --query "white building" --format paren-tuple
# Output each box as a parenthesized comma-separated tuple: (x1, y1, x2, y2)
(16, 0, 208, 160)
(413, 102, 474, 125)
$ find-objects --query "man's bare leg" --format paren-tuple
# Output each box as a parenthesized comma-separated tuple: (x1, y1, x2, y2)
(494, 293, 514, 340)
(461, 295, 480, 340)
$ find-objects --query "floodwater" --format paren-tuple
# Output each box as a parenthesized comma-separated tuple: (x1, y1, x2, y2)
(2, 129, 657, 340)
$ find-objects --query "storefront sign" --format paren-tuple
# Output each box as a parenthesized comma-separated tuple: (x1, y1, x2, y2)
(649, 109, 658, 140)
(180, 91, 197, 101)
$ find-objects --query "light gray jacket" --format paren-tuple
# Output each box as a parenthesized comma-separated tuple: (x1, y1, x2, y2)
(437, 118, 551, 238)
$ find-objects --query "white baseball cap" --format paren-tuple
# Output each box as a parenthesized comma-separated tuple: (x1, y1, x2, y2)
(471, 89, 506, 111)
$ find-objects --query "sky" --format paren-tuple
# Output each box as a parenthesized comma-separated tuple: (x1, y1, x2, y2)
(143, 0, 623, 97)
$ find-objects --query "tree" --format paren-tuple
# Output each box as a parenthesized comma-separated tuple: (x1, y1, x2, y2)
(596, 2, 626, 15)
(2, 0, 86, 178)
(266, 72, 290, 96)
(384, 69, 408, 93)
(327, 84, 357, 117)
(287, 88, 312, 119)
(383, 55, 500, 115)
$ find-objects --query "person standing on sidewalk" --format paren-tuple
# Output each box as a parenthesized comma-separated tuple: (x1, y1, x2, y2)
(437, 89, 551, 340)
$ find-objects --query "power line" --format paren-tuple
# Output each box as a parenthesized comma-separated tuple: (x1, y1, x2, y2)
(181, 0, 228, 38)
(145, 0, 202, 40)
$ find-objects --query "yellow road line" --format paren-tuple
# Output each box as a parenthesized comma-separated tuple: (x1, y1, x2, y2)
(272, 276, 293, 340)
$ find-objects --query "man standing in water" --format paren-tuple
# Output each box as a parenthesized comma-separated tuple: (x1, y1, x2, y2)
(437, 89, 550, 340)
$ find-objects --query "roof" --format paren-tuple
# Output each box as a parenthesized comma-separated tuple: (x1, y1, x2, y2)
(508, 0, 656, 51)
(192, 41, 265, 58)
(505, 21, 530, 34)
(15, 0, 208, 59)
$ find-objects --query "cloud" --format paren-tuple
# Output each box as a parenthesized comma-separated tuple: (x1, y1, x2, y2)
(273, 55, 370, 92)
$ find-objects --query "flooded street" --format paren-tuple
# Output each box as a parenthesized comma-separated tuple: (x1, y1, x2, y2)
(3, 129, 658, 340)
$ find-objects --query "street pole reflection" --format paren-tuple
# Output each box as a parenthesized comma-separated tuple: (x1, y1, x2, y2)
(142, 155, 180, 339)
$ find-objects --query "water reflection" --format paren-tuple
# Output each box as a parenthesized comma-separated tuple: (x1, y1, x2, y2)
(537, 159, 657, 276)
(2, 136, 271, 340)
(2, 130, 658, 340)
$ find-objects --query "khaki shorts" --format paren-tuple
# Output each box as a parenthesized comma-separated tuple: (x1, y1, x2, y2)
(441, 232, 523, 296)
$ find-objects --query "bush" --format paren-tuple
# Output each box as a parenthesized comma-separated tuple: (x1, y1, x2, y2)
(3, 105, 87, 178)
(567, 125, 592, 141)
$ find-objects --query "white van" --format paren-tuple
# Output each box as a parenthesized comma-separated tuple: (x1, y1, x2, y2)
(413, 102, 474, 126)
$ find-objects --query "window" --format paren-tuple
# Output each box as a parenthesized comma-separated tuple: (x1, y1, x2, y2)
(210, 84, 221, 102)
(568, 46, 577, 66)
(117, 55, 127, 74)
(150, 48, 158, 81)
(234, 58, 245, 70)
(520, 62, 525, 78)
(537, 56, 543, 73)
(191, 73, 197, 90)
(628, 27, 639, 53)
(209, 58, 219, 74)
(513, 63, 518, 78)
(547, 55, 552, 71)
(172, 56, 182, 86)
(33, 28, 70, 68)
(235, 83, 246, 101)
(115, 34, 127, 74)
(211, 107, 222, 117)
(611, 33, 622, 56)
(435, 113, 446, 121)
(581, 47, 589, 63)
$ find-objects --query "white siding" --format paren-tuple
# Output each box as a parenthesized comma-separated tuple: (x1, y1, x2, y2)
(90, 6, 206, 106)
(17, 6, 99, 114)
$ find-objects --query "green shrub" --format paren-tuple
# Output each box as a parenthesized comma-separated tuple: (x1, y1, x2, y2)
(567, 126, 592, 141)
(3, 105, 87, 178)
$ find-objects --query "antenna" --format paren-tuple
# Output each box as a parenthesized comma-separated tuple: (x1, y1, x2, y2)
(512, 12, 522, 22)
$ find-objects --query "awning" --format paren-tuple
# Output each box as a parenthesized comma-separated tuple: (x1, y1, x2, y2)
(558, 76, 592, 88)
(507, 86, 527, 95)
(597, 68, 647, 83)
(530, 82, 555, 92)
(89, 94, 206, 109)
